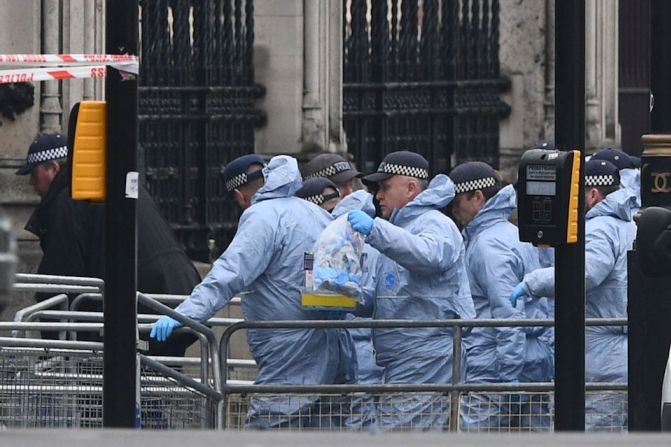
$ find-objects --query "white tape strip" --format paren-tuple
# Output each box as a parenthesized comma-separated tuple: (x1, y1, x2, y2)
(0, 65, 108, 85)
(0, 61, 139, 85)
(0, 54, 138, 66)
(0, 54, 139, 84)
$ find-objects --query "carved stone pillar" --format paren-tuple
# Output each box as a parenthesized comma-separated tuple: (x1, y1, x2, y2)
(253, 0, 303, 154)
(62, 0, 105, 130)
(40, 0, 62, 133)
(302, 0, 345, 153)
(254, 0, 344, 155)
(585, 0, 620, 150)
(498, 0, 550, 181)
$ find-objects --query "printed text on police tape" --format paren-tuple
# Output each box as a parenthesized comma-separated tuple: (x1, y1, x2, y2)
(0, 66, 109, 85)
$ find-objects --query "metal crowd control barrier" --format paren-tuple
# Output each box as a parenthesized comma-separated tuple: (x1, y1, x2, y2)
(11, 274, 105, 341)
(0, 336, 222, 429)
(70, 293, 243, 328)
(137, 292, 223, 428)
(10, 280, 244, 398)
(218, 318, 628, 432)
(17, 308, 216, 391)
(4, 276, 229, 429)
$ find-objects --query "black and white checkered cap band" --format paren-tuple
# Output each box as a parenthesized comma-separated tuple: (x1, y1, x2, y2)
(304, 191, 340, 205)
(585, 174, 615, 187)
(26, 146, 68, 165)
(454, 176, 496, 194)
(305, 161, 352, 180)
(225, 169, 264, 191)
(305, 194, 325, 205)
(381, 163, 428, 179)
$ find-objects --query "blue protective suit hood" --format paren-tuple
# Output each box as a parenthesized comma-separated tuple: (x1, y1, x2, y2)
(619, 168, 641, 213)
(586, 187, 637, 222)
(332, 190, 375, 218)
(464, 184, 516, 240)
(390, 174, 455, 225)
(252, 155, 303, 203)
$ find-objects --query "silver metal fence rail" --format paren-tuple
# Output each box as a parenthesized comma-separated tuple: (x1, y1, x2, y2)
(12, 284, 101, 295)
(13, 272, 103, 295)
(11, 294, 69, 339)
(70, 292, 241, 313)
(137, 293, 223, 398)
(14, 273, 104, 291)
(70, 292, 190, 312)
(218, 318, 628, 432)
(0, 323, 103, 334)
(0, 336, 104, 350)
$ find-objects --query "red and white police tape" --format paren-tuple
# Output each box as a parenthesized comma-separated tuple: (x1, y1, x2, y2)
(0, 54, 138, 85)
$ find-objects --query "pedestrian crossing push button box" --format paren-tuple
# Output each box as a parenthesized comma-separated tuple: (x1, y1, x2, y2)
(518, 149, 580, 246)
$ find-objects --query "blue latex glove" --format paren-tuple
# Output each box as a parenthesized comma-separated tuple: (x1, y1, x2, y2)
(348, 210, 374, 236)
(509, 282, 527, 307)
(150, 316, 183, 342)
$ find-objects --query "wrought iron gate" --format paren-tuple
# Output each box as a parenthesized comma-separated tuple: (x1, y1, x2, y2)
(139, 0, 265, 262)
(343, 0, 510, 175)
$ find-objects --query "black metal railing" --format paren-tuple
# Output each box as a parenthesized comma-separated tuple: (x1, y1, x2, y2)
(138, 0, 265, 261)
(343, 0, 510, 175)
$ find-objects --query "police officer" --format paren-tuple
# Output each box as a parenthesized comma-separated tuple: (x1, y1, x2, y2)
(592, 148, 641, 216)
(347, 151, 475, 430)
(151, 154, 356, 429)
(302, 153, 362, 197)
(450, 161, 553, 431)
(296, 177, 342, 212)
(511, 159, 637, 431)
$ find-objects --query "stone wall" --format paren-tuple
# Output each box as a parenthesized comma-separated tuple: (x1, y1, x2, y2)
(498, 0, 621, 182)
(253, 0, 304, 154)
(499, 0, 554, 183)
